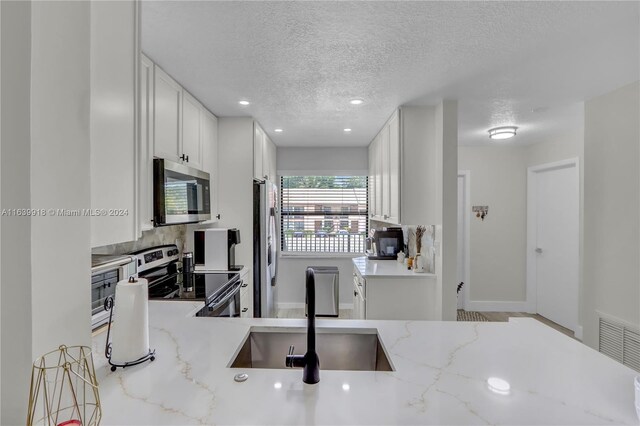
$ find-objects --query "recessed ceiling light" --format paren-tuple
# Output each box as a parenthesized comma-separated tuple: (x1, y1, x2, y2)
(349, 99, 364, 105)
(342, 383, 350, 391)
(238, 100, 250, 106)
(273, 382, 282, 389)
(274, 128, 283, 133)
(488, 126, 518, 140)
(343, 128, 352, 133)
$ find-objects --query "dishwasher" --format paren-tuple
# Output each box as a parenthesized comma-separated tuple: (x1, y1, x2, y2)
(306, 266, 339, 317)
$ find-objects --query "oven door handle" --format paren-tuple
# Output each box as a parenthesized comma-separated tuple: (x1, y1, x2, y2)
(208, 280, 242, 311)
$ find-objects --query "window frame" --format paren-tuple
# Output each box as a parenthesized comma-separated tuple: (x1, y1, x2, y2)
(280, 175, 369, 255)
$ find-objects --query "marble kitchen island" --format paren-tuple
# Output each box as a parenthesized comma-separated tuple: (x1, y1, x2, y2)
(92, 301, 638, 425)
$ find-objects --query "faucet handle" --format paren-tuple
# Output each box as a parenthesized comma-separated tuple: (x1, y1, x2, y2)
(285, 345, 305, 368)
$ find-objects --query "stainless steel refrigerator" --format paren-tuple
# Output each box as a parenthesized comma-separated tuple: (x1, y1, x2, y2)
(253, 180, 278, 317)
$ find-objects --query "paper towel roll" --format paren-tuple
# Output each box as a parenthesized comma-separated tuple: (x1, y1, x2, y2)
(110, 278, 150, 365)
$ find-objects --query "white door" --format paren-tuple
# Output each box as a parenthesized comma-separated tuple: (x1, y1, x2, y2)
(530, 161, 579, 331)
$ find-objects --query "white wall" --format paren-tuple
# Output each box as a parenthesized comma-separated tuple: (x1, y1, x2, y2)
(276, 146, 368, 308)
(1, 1, 32, 422)
(437, 100, 459, 321)
(278, 147, 368, 175)
(400, 106, 437, 225)
(30, 0, 92, 357)
(583, 81, 640, 348)
(217, 118, 255, 271)
(277, 257, 357, 309)
(458, 146, 528, 304)
(0, 2, 92, 423)
(458, 128, 584, 312)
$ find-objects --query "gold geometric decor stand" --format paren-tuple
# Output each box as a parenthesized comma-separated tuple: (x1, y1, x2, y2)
(27, 345, 102, 426)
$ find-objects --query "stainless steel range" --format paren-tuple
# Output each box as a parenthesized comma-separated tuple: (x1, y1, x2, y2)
(91, 254, 137, 330)
(132, 245, 242, 318)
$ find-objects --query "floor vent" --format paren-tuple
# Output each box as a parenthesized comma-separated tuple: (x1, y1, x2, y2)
(599, 316, 640, 372)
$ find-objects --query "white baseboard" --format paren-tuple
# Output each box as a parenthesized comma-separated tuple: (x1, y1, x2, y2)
(276, 302, 354, 311)
(464, 300, 528, 312)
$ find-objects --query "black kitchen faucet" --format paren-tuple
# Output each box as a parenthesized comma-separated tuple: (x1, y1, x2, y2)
(285, 268, 320, 384)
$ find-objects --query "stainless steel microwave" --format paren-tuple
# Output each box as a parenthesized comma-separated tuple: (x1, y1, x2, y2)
(153, 159, 211, 226)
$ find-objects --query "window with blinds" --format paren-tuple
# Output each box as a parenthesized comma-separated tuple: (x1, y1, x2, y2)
(280, 176, 368, 253)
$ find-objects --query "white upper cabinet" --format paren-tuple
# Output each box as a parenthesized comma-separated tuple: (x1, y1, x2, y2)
(368, 110, 401, 225)
(153, 65, 182, 163)
(368, 140, 376, 219)
(138, 53, 155, 232)
(267, 136, 277, 183)
(201, 109, 219, 221)
(253, 123, 277, 182)
(374, 135, 383, 218)
(90, 0, 138, 247)
(142, 54, 219, 227)
(387, 111, 401, 224)
(181, 91, 203, 169)
(381, 124, 391, 220)
(254, 123, 265, 180)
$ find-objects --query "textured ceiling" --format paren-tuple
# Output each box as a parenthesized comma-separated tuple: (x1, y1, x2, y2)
(141, 1, 639, 147)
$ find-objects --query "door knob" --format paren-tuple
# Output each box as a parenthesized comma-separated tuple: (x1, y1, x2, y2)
(535, 248, 543, 253)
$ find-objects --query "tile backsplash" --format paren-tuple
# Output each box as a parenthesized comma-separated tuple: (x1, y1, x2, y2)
(92, 225, 187, 255)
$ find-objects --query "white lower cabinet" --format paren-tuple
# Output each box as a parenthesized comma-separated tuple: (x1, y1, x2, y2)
(353, 266, 437, 320)
(240, 269, 252, 318)
(352, 273, 366, 320)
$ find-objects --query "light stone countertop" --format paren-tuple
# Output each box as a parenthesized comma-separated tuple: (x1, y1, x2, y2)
(352, 256, 436, 279)
(92, 300, 639, 425)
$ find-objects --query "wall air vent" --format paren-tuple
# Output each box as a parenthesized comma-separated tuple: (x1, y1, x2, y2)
(598, 314, 640, 372)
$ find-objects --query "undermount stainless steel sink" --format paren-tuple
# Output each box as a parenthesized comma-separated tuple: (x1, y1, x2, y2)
(229, 327, 394, 371)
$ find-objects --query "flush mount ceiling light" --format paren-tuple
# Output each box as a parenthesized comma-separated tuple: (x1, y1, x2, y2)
(238, 100, 250, 106)
(349, 99, 364, 105)
(343, 128, 352, 133)
(274, 128, 283, 133)
(488, 126, 518, 140)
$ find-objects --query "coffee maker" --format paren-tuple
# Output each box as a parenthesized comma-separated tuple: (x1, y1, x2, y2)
(367, 228, 405, 260)
(194, 228, 242, 271)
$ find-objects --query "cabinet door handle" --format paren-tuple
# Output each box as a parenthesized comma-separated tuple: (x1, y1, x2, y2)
(216, 214, 221, 220)
(354, 290, 357, 297)
(186, 155, 189, 162)
(180, 154, 186, 161)
(242, 308, 248, 312)
(241, 283, 248, 288)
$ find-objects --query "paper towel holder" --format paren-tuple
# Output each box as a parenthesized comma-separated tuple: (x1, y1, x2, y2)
(103, 292, 156, 372)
